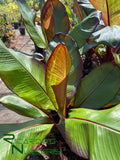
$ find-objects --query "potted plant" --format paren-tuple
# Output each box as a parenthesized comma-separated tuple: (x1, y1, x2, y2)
(0, 0, 120, 159)
(19, 15, 25, 35)
(0, 21, 16, 47)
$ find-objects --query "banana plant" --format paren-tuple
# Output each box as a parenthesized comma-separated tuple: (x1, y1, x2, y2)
(0, 39, 120, 159)
(0, 0, 120, 159)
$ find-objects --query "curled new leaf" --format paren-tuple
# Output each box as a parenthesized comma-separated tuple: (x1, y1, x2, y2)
(46, 33, 82, 102)
(46, 43, 71, 117)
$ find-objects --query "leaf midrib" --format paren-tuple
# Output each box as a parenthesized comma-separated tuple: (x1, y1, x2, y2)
(72, 117, 120, 133)
(1, 44, 54, 112)
(79, 68, 114, 107)
(106, 0, 110, 26)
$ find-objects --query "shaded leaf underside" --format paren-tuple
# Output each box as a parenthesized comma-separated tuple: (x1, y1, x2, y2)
(69, 10, 102, 48)
(75, 63, 120, 109)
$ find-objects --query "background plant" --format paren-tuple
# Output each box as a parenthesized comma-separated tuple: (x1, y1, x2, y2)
(0, 15, 16, 44)
(0, 1, 21, 23)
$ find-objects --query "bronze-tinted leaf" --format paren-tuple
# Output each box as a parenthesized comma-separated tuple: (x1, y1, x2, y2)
(41, 0, 70, 43)
(89, 0, 120, 26)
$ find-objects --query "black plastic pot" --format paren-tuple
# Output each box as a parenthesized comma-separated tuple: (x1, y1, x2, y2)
(13, 22, 19, 29)
(19, 27, 25, 35)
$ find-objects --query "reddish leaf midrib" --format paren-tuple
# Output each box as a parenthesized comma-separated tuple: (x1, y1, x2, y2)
(73, 118, 120, 133)
(79, 68, 114, 107)
(106, 0, 110, 26)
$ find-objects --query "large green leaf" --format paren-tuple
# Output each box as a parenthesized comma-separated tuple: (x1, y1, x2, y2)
(41, 0, 70, 43)
(46, 43, 71, 117)
(0, 117, 53, 160)
(0, 39, 55, 113)
(46, 33, 82, 101)
(58, 105, 120, 159)
(0, 95, 47, 118)
(69, 10, 102, 48)
(75, 63, 120, 109)
(90, 25, 120, 48)
(89, 0, 120, 26)
(16, 0, 47, 48)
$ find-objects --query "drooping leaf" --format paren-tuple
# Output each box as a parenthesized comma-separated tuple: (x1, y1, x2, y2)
(58, 105, 120, 159)
(0, 95, 47, 118)
(46, 43, 71, 117)
(75, 63, 120, 109)
(46, 33, 82, 101)
(69, 10, 102, 48)
(0, 117, 53, 160)
(0, 39, 55, 113)
(89, 0, 120, 26)
(90, 25, 120, 49)
(41, 0, 70, 43)
(16, 0, 47, 48)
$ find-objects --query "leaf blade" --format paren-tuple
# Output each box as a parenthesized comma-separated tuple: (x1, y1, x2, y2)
(41, 0, 70, 43)
(16, 0, 47, 48)
(0, 40, 55, 113)
(46, 43, 71, 116)
(69, 10, 102, 48)
(57, 105, 120, 159)
(75, 63, 120, 109)
(0, 117, 53, 160)
(0, 95, 47, 118)
(89, 0, 120, 26)
(46, 33, 82, 102)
